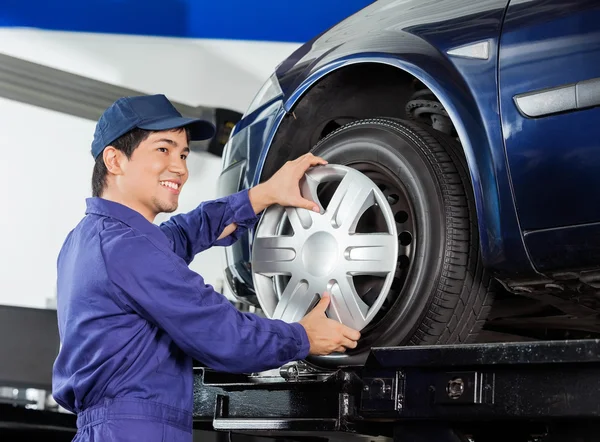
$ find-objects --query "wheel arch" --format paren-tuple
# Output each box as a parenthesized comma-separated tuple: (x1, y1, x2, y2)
(263, 53, 507, 274)
(289, 56, 485, 191)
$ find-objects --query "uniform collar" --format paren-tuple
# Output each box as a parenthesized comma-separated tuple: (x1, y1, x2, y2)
(85, 197, 171, 246)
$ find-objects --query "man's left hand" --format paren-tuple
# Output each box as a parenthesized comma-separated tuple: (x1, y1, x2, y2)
(248, 153, 328, 214)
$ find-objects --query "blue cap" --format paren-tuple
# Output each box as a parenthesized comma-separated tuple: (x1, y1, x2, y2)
(91, 94, 216, 159)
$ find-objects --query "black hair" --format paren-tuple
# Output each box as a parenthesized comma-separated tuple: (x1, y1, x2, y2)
(91, 127, 190, 197)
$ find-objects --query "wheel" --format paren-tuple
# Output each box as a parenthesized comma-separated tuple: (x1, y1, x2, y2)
(252, 118, 496, 367)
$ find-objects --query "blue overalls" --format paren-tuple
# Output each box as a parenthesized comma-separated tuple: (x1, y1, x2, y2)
(52, 190, 310, 441)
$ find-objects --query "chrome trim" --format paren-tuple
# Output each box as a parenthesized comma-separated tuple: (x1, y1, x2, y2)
(514, 77, 600, 118)
(447, 40, 490, 60)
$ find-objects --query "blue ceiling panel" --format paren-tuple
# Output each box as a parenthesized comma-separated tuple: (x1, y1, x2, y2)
(0, 0, 375, 43)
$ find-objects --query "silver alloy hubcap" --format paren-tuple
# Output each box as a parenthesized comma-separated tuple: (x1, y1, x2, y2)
(251, 164, 399, 331)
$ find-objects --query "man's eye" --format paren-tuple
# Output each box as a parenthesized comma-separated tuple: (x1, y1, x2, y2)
(180, 154, 188, 160)
(158, 147, 168, 153)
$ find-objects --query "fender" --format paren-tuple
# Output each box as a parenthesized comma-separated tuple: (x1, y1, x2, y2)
(264, 25, 540, 279)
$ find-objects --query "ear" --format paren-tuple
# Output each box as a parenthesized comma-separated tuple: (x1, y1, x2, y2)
(103, 146, 125, 176)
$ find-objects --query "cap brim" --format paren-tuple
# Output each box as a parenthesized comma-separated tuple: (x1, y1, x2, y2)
(138, 116, 216, 141)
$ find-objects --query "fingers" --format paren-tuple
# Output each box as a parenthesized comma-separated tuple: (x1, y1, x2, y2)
(332, 322, 360, 354)
(335, 325, 359, 351)
(313, 292, 331, 313)
(342, 325, 361, 342)
(271, 153, 328, 210)
(295, 152, 328, 170)
(333, 337, 358, 354)
(295, 196, 321, 213)
(341, 336, 358, 349)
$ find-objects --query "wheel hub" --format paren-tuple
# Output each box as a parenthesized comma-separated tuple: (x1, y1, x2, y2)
(251, 164, 399, 331)
(302, 232, 338, 277)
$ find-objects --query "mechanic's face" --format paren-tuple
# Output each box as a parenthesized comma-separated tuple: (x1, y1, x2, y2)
(117, 129, 190, 221)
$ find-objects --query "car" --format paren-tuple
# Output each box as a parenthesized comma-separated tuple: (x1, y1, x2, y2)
(216, 0, 600, 368)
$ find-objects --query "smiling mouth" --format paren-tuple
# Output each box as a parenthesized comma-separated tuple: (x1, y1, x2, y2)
(160, 181, 180, 191)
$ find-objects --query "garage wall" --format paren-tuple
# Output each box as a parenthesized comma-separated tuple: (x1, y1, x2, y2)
(0, 28, 302, 308)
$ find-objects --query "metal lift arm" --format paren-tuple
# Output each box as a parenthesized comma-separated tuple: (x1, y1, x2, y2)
(193, 339, 600, 441)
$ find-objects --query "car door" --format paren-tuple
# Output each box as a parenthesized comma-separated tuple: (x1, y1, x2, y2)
(498, 0, 600, 271)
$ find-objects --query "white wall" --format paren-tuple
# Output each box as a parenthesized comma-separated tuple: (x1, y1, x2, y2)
(0, 28, 301, 308)
(0, 99, 95, 308)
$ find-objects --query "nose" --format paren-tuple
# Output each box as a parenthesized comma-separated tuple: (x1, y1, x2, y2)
(169, 155, 188, 177)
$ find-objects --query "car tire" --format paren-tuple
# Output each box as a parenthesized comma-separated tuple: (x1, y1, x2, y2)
(262, 118, 496, 367)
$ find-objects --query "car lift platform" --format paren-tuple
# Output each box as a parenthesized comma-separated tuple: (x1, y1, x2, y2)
(193, 338, 600, 441)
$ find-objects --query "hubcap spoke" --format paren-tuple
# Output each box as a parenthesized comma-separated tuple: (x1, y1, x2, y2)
(300, 173, 323, 212)
(286, 206, 314, 232)
(327, 174, 375, 231)
(328, 277, 370, 330)
(252, 236, 298, 276)
(272, 278, 316, 323)
(344, 233, 397, 276)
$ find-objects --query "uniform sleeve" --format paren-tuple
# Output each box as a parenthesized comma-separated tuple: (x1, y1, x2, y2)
(101, 228, 310, 374)
(159, 189, 260, 264)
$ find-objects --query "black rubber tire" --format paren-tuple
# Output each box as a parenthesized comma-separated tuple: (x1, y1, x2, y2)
(293, 118, 496, 367)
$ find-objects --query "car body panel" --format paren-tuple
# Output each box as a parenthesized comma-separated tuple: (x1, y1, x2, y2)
(498, 0, 600, 272)
(275, 0, 531, 276)
(218, 0, 600, 302)
(524, 222, 600, 272)
(499, 0, 600, 230)
(277, 49, 537, 278)
(218, 100, 289, 303)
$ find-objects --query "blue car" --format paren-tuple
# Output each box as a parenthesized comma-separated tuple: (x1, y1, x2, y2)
(217, 0, 600, 367)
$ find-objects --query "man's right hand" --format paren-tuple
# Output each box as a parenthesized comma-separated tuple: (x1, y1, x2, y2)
(298, 293, 361, 355)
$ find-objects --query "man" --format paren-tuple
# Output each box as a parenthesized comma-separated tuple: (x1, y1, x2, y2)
(52, 94, 361, 441)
